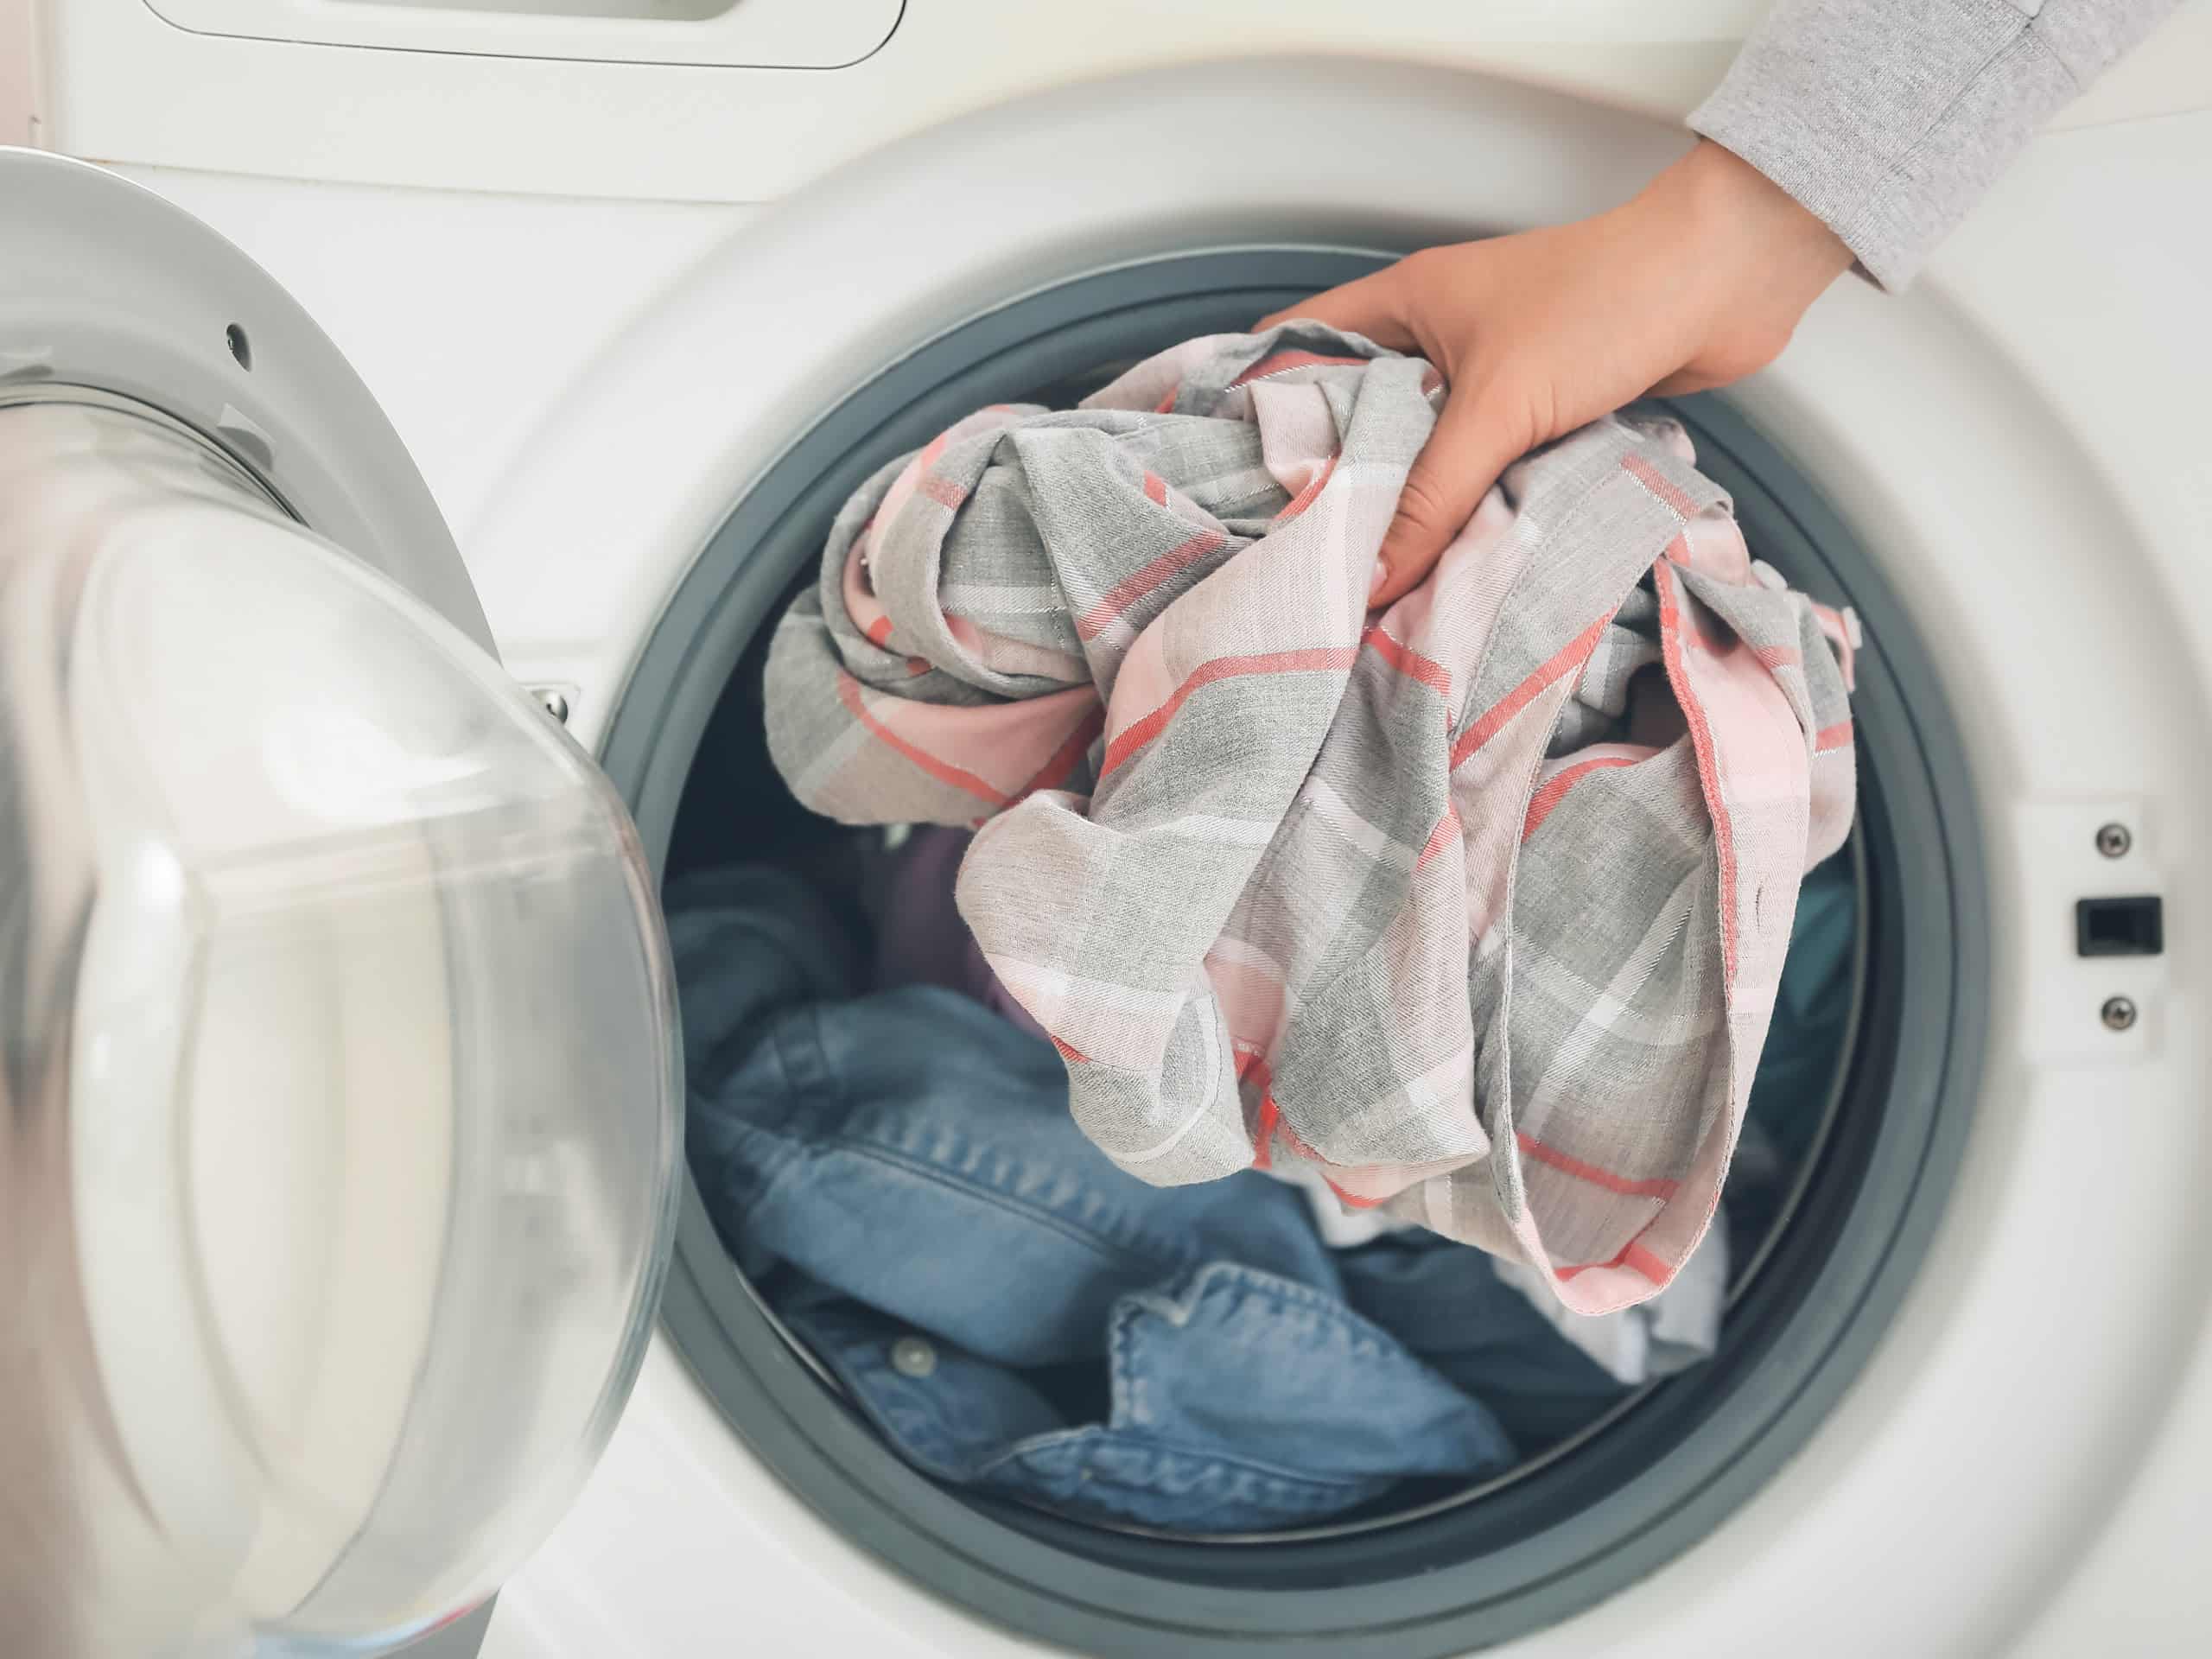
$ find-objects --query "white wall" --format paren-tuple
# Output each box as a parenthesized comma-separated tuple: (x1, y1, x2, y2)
(1, 0, 35, 144)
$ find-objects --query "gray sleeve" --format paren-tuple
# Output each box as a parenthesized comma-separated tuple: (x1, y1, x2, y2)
(1688, 0, 2180, 289)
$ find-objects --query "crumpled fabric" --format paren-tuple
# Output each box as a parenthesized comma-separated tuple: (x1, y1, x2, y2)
(766, 325, 1857, 1314)
(675, 864, 1531, 1532)
(861, 823, 1047, 1043)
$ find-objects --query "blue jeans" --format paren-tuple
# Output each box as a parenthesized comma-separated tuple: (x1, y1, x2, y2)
(672, 868, 1611, 1532)
(1724, 855, 1857, 1250)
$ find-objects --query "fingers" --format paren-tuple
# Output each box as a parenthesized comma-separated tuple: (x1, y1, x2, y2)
(1369, 385, 1528, 609)
(1255, 265, 1418, 353)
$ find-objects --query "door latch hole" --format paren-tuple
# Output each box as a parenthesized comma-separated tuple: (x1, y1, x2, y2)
(2077, 895, 2163, 957)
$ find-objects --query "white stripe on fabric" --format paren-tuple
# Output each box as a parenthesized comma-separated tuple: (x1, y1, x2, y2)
(1114, 994, 1230, 1166)
(938, 582, 1071, 616)
(1325, 1041, 1481, 1160)
(1517, 865, 1700, 1135)
(785, 713, 873, 800)
(1299, 777, 1420, 872)
(991, 962, 1189, 1021)
(1141, 813, 1281, 848)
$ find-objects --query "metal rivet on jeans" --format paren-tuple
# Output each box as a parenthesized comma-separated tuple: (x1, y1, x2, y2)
(2101, 995, 2138, 1032)
(2096, 823, 2132, 859)
(890, 1336, 938, 1378)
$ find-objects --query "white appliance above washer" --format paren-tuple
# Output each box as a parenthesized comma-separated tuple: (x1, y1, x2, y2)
(0, 148, 683, 1658)
(22, 0, 2212, 202)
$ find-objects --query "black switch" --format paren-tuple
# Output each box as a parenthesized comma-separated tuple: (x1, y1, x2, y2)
(2076, 895, 2164, 957)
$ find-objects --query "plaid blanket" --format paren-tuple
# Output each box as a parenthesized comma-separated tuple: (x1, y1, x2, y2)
(766, 327, 1856, 1314)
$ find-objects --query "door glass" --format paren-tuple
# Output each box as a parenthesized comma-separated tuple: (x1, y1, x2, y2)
(0, 398, 682, 1656)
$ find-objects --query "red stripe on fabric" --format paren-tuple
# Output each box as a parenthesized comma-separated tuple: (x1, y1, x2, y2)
(1815, 720, 1855, 753)
(906, 657, 931, 678)
(1238, 1052, 1292, 1167)
(1099, 646, 1359, 779)
(1324, 1177, 1385, 1211)
(1011, 702, 1107, 801)
(1050, 1034, 1089, 1064)
(1229, 349, 1367, 388)
(1362, 623, 1453, 697)
(1656, 564, 1740, 982)
(918, 431, 951, 467)
(1516, 1130, 1681, 1200)
(1621, 451, 1700, 519)
(1554, 1232, 1669, 1282)
(918, 474, 966, 510)
(1416, 804, 1462, 869)
(864, 615, 893, 647)
(836, 673, 1008, 808)
(1154, 390, 1179, 415)
(1249, 1092, 1280, 1170)
(1521, 754, 1640, 843)
(1073, 529, 1228, 642)
(1238, 1053, 1279, 1168)
(1270, 456, 1338, 526)
(1449, 617, 1610, 769)
(1142, 471, 1168, 506)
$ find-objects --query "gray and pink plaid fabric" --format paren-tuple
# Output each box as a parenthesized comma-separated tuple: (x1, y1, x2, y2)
(766, 327, 1857, 1314)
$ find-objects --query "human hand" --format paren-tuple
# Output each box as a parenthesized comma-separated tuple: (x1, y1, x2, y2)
(1258, 139, 1853, 606)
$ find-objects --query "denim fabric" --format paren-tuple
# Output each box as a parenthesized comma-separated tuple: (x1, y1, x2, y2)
(1333, 1241, 1633, 1450)
(1725, 854, 1859, 1252)
(675, 867, 1560, 1532)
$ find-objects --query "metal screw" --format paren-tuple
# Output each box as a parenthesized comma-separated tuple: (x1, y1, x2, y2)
(2096, 823, 2132, 859)
(2101, 995, 2138, 1032)
(533, 687, 571, 725)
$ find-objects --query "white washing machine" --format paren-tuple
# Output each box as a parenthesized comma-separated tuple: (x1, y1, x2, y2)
(7, 3, 2212, 1656)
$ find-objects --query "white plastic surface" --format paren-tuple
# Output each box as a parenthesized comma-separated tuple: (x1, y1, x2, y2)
(34, 1, 2207, 204)
(102, 166, 741, 546)
(106, 44, 2212, 1659)
(136, 0, 897, 71)
(0, 397, 683, 1655)
(451, 73, 2202, 1657)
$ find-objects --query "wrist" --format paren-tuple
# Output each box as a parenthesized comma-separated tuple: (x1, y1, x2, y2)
(1660, 139, 1854, 296)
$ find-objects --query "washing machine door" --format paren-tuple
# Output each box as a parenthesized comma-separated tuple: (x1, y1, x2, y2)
(0, 149, 683, 1657)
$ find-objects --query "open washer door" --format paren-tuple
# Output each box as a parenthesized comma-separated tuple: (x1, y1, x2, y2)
(0, 149, 683, 1658)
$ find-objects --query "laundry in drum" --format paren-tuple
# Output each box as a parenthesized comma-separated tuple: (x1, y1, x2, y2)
(673, 840, 1853, 1530)
(762, 323, 1862, 1313)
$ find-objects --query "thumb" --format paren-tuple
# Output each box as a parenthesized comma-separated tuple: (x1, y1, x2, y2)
(1255, 266, 1418, 354)
(1370, 384, 1528, 608)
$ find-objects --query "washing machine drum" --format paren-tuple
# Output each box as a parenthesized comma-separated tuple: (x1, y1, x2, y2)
(0, 150, 683, 1656)
(620, 248, 1991, 1656)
